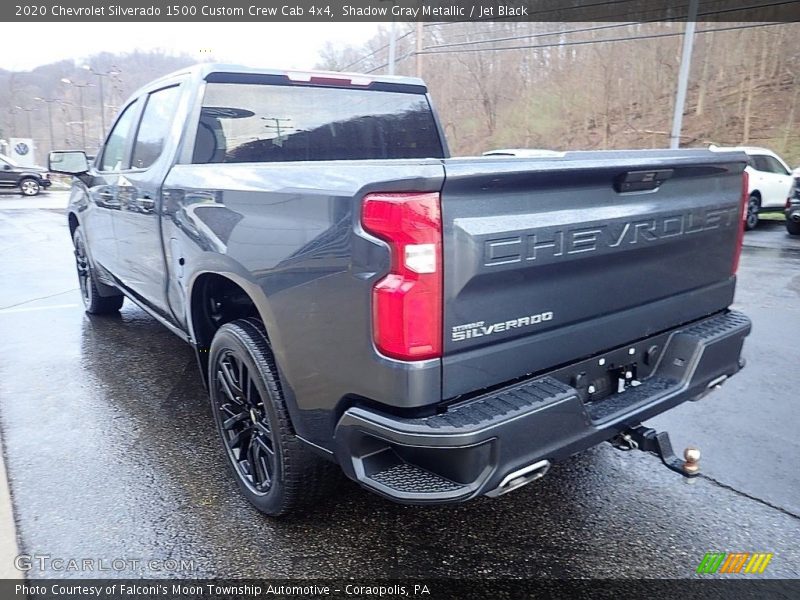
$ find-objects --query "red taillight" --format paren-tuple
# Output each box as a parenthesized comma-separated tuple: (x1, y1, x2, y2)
(732, 169, 749, 274)
(362, 192, 442, 361)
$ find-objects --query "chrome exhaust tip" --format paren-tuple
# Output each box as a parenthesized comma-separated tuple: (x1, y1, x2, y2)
(692, 374, 728, 401)
(485, 459, 550, 497)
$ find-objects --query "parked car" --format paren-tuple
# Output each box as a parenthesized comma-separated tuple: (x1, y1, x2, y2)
(785, 167, 800, 236)
(0, 153, 51, 196)
(710, 145, 794, 230)
(50, 64, 751, 516)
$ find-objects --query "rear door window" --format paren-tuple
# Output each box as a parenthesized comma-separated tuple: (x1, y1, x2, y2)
(193, 82, 444, 163)
(750, 155, 771, 172)
(763, 156, 789, 175)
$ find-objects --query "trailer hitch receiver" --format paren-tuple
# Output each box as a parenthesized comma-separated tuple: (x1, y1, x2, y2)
(612, 425, 700, 478)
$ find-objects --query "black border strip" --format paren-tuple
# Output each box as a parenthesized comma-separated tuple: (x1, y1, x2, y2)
(3, 0, 800, 23)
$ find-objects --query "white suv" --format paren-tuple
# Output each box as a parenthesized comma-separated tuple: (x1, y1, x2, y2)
(710, 145, 795, 230)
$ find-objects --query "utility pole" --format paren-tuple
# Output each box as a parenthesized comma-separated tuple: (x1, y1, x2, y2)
(378, 0, 397, 76)
(415, 21, 423, 78)
(261, 117, 294, 146)
(388, 20, 397, 75)
(669, 0, 699, 149)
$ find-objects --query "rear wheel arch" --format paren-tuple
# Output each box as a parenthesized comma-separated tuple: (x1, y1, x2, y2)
(188, 272, 269, 379)
(188, 272, 309, 439)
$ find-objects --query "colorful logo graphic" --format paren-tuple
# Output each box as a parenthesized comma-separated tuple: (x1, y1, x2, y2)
(14, 142, 29, 156)
(696, 552, 773, 574)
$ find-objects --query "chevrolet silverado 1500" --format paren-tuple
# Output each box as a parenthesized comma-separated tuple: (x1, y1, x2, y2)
(50, 64, 751, 516)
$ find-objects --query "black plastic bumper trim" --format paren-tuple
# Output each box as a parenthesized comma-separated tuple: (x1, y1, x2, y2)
(333, 310, 751, 504)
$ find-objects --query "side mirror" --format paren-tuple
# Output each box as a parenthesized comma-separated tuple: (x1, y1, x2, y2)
(2, 164, 11, 170)
(49, 150, 89, 175)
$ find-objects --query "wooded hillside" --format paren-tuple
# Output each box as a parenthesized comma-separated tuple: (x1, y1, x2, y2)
(2, 21, 798, 167)
(318, 21, 800, 165)
(0, 52, 194, 156)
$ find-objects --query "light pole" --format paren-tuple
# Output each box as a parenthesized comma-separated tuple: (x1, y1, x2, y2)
(61, 78, 94, 151)
(669, 0, 700, 149)
(82, 64, 119, 137)
(14, 105, 35, 137)
(34, 97, 58, 153)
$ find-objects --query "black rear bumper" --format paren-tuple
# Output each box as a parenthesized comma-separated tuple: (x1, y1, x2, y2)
(334, 310, 751, 504)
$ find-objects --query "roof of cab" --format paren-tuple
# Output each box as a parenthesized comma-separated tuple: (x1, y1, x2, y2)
(144, 62, 426, 90)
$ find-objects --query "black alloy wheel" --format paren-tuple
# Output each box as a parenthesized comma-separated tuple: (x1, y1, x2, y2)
(214, 348, 276, 495)
(208, 318, 335, 516)
(72, 228, 124, 314)
(745, 195, 760, 231)
(74, 233, 91, 307)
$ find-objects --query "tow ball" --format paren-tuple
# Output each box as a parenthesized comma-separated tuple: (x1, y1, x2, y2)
(612, 425, 701, 478)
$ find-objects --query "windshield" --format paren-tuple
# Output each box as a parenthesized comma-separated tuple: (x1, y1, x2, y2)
(0, 153, 19, 167)
(192, 83, 444, 163)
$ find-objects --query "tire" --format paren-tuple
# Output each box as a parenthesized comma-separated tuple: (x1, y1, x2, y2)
(208, 318, 335, 516)
(745, 195, 760, 231)
(72, 228, 124, 314)
(787, 219, 800, 236)
(19, 177, 41, 196)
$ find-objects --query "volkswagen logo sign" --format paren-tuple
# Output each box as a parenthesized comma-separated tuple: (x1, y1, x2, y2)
(14, 142, 29, 156)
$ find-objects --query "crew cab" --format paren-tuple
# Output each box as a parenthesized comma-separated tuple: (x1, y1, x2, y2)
(0, 153, 51, 195)
(50, 65, 751, 516)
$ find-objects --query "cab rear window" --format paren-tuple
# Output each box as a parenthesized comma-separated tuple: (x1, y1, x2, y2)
(192, 82, 444, 163)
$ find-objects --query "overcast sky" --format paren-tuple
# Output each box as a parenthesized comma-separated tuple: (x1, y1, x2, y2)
(1, 22, 381, 71)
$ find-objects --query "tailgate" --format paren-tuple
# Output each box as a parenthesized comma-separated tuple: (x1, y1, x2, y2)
(440, 149, 746, 399)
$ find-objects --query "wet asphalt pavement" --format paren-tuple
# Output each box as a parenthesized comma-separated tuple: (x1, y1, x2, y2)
(0, 192, 799, 579)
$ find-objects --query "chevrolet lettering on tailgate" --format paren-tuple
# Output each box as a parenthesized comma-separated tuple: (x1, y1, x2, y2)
(484, 206, 740, 267)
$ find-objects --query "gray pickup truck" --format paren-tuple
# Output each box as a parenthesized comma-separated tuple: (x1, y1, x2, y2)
(50, 64, 751, 516)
